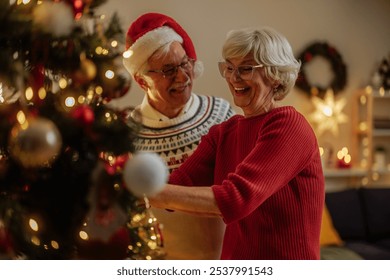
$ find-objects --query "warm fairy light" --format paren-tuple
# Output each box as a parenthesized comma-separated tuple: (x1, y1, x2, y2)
(319, 147, 324, 156)
(105, 112, 113, 122)
(31, 236, 40, 246)
(95, 46, 103, 55)
(38, 88, 46, 100)
(132, 214, 142, 223)
(105, 70, 115, 79)
(77, 95, 85, 104)
(25, 87, 33, 101)
(79, 230, 89, 240)
(111, 40, 118, 48)
(85, 90, 94, 102)
(359, 122, 368, 131)
(379, 87, 385, 96)
(365, 86, 373, 94)
(65, 96, 76, 108)
(336, 147, 351, 167)
(102, 49, 109, 55)
(123, 50, 133, 58)
(361, 177, 369, 186)
(16, 0, 30, 5)
(95, 86, 103, 95)
(51, 240, 59, 249)
(29, 218, 39, 232)
(16, 110, 26, 125)
(363, 148, 370, 157)
(0, 83, 3, 103)
(359, 95, 367, 105)
(372, 172, 380, 181)
(59, 78, 68, 89)
(344, 154, 351, 164)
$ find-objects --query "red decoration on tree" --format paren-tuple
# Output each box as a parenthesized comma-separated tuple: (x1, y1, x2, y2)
(70, 104, 95, 126)
(102, 154, 130, 175)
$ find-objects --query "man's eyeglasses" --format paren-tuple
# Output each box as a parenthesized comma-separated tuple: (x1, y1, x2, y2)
(218, 62, 264, 81)
(147, 58, 195, 78)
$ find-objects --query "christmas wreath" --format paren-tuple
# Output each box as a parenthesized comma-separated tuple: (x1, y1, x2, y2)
(296, 42, 347, 98)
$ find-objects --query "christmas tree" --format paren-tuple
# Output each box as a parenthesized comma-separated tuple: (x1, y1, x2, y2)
(0, 0, 165, 260)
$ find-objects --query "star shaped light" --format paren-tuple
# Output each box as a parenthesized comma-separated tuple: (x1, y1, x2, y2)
(308, 89, 348, 136)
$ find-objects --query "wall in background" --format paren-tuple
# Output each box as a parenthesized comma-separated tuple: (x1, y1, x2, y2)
(100, 0, 390, 156)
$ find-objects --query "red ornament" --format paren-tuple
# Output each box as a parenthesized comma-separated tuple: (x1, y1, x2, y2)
(102, 154, 130, 175)
(70, 105, 95, 126)
(337, 157, 351, 169)
(77, 227, 130, 260)
(0, 225, 14, 256)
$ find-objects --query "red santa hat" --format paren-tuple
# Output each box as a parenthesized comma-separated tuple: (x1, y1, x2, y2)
(123, 12, 197, 76)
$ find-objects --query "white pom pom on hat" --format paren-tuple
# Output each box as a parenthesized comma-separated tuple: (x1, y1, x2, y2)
(123, 12, 197, 76)
(123, 152, 168, 198)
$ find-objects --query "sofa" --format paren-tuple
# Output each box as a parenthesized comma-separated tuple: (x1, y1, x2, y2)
(320, 187, 390, 260)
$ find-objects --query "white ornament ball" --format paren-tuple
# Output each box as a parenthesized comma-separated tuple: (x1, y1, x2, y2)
(123, 153, 168, 198)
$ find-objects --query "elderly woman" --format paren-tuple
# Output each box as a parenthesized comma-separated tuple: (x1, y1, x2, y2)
(150, 27, 324, 260)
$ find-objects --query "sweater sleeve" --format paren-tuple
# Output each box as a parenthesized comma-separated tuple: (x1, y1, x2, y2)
(169, 124, 221, 186)
(212, 109, 321, 224)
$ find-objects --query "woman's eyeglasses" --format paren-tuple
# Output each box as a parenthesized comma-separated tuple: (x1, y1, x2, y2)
(147, 58, 195, 78)
(218, 62, 263, 81)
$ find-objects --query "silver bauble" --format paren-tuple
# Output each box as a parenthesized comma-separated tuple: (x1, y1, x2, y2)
(9, 117, 62, 168)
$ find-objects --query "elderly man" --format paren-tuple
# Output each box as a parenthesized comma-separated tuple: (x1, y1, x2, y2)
(123, 12, 234, 259)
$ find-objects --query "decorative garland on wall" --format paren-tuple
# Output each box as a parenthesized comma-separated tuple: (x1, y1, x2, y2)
(296, 42, 347, 98)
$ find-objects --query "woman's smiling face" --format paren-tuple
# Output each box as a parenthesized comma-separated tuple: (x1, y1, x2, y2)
(224, 54, 275, 117)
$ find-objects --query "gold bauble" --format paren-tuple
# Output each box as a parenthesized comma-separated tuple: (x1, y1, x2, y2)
(72, 58, 97, 85)
(8, 117, 62, 168)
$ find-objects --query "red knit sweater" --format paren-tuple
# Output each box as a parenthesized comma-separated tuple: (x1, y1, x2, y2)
(169, 106, 325, 259)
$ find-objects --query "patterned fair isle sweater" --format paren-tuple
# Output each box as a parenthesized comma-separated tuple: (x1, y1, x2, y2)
(131, 94, 234, 171)
(170, 106, 325, 260)
(130, 93, 235, 260)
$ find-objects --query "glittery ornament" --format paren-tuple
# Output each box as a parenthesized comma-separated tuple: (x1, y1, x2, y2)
(8, 117, 62, 168)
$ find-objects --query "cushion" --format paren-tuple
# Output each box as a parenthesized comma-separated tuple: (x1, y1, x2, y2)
(360, 188, 390, 240)
(325, 189, 367, 240)
(345, 241, 390, 260)
(320, 246, 363, 260)
(320, 206, 343, 246)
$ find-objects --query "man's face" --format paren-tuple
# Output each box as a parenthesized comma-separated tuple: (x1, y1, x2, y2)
(139, 41, 195, 118)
